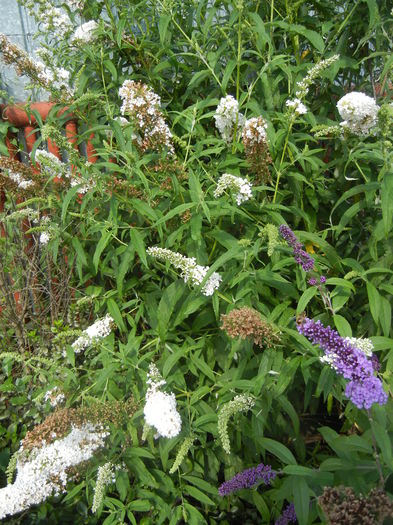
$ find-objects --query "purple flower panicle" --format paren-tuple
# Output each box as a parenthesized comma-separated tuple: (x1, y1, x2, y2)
(218, 463, 276, 496)
(319, 276, 326, 284)
(279, 225, 314, 272)
(275, 503, 297, 525)
(297, 317, 387, 409)
(308, 278, 317, 286)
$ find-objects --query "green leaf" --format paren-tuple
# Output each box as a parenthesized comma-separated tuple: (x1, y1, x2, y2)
(296, 286, 317, 314)
(283, 465, 314, 477)
(107, 298, 126, 332)
(93, 230, 111, 274)
(259, 437, 297, 465)
(152, 203, 195, 227)
(157, 280, 185, 341)
(127, 500, 151, 512)
(333, 315, 352, 337)
(117, 242, 135, 296)
(292, 477, 310, 525)
(380, 296, 392, 337)
(369, 419, 392, 465)
(62, 481, 85, 502)
(104, 59, 118, 81)
(158, 14, 171, 44)
(183, 475, 218, 496)
(381, 172, 393, 235)
(61, 185, 81, 223)
(163, 345, 188, 377)
(184, 485, 215, 505)
(366, 281, 381, 325)
(130, 228, 147, 267)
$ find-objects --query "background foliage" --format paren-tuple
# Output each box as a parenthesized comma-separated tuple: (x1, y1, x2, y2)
(1, 0, 393, 523)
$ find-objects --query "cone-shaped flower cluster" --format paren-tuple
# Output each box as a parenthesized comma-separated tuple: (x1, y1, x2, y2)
(297, 317, 387, 409)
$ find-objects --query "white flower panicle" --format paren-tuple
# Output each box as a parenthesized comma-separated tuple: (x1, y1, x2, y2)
(72, 21, 99, 44)
(18, 0, 73, 39)
(147, 247, 222, 296)
(214, 173, 252, 205)
(71, 314, 114, 354)
(337, 92, 379, 136)
(242, 116, 268, 146)
(143, 364, 181, 439)
(286, 98, 308, 115)
(7, 170, 33, 189)
(35, 61, 73, 94)
(119, 80, 174, 153)
(295, 55, 340, 99)
(91, 462, 115, 513)
(34, 149, 71, 179)
(0, 423, 108, 520)
(70, 175, 95, 194)
(39, 231, 51, 245)
(44, 387, 65, 408)
(214, 95, 245, 143)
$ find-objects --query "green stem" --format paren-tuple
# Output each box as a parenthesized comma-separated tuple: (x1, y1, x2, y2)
(236, 5, 243, 102)
(367, 409, 385, 487)
(273, 117, 294, 203)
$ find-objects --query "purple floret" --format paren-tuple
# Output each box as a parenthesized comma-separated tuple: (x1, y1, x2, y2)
(297, 317, 387, 410)
(279, 225, 315, 273)
(218, 463, 276, 496)
(275, 503, 297, 525)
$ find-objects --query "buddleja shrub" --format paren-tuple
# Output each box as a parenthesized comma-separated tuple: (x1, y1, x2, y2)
(0, 0, 393, 524)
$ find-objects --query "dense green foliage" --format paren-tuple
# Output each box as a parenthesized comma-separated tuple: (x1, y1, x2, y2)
(1, 0, 393, 523)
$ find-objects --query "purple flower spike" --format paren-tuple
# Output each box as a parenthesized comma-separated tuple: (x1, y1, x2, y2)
(308, 278, 317, 286)
(218, 463, 276, 496)
(275, 503, 297, 525)
(279, 225, 315, 273)
(297, 317, 387, 409)
(320, 276, 326, 284)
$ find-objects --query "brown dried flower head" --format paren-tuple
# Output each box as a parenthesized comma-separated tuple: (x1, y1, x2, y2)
(242, 116, 272, 184)
(221, 307, 279, 348)
(119, 80, 174, 154)
(0, 157, 46, 196)
(318, 486, 393, 525)
(22, 398, 137, 452)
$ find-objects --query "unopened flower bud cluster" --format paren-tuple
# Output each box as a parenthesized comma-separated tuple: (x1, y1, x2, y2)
(295, 55, 340, 99)
(286, 55, 339, 117)
(91, 462, 116, 513)
(119, 80, 174, 154)
(214, 173, 252, 205)
(147, 246, 222, 296)
(4, 207, 40, 223)
(143, 363, 182, 439)
(217, 394, 255, 454)
(169, 436, 194, 474)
